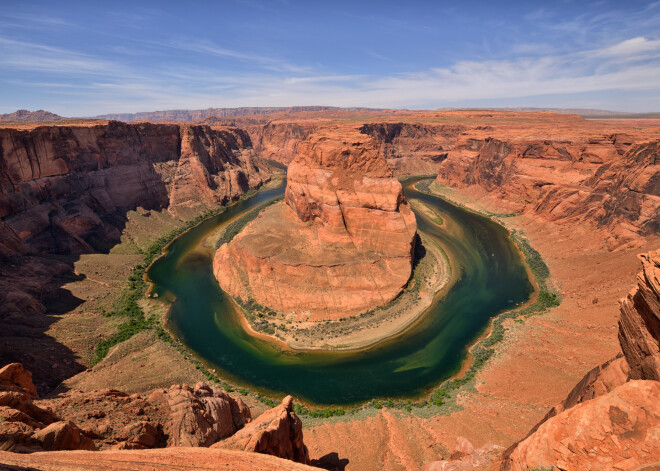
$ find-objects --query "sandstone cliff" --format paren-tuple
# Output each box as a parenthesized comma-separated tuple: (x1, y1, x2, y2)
(0, 122, 268, 390)
(214, 130, 417, 320)
(436, 132, 659, 249)
(618, 250, 660, 380)
(359, 122, 465, 175)
(499, 250, 660, 470)
(0, 122, 266, 255)
(245, 121, 317, 165)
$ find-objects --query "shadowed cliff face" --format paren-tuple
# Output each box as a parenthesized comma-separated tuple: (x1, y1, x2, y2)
(0, 122, 265, 255)
(359, 122, 465, 176)
(0, 122, 268, 392)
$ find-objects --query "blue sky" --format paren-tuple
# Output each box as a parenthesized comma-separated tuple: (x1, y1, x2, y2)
(1, 0, 660, 115)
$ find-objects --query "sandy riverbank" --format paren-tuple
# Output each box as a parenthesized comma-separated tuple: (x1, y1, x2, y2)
(224, 227, 452, 352)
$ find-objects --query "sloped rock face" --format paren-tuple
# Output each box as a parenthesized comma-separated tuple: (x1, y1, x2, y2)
(504, 380, 660, 471)
(619, 250, 660, 381)
(359, 122, 465, 175)
(0, 364, 314, 468)
(0, 448, 320, 471)
(147, 383, 251, 447)
(247, 121, 317, 165)
(436, 133, 659, 249)
(212, 395, 310, 466)
(0, 363, 94, 453)
(214, 130, 417, 319)
(502, 250, 660, 470)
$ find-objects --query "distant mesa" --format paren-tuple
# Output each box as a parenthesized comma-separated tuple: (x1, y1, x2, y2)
(0, 109, 63, 122)
(214, 129, 418, 320)
(94, 106, 381, 122)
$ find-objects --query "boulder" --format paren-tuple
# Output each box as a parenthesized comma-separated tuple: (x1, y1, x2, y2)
(212, 395, 310, 465)
(504, 380, 660, 471)
(0, 363, 37, 399)
(29, 421, 96, 451)
(147, 383, 251, 447)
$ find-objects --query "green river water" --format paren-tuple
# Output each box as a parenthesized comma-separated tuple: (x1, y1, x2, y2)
(147, 178, 534, 406)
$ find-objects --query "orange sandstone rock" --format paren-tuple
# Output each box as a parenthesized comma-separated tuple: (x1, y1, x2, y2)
(214, 130, 417, 320)
(504, 380, 660, 471)
(147, 383, 251, 447)
(212, 395, 310, 465)
(619, 250, 660, 381)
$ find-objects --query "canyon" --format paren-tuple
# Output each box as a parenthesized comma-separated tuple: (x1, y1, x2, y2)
(0, 121, 269, 391)
(0, 109, 659, 470)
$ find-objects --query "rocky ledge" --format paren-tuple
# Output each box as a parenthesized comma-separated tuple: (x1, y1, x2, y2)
(0, 362, 309, 467)
(214, 129, 417, 320)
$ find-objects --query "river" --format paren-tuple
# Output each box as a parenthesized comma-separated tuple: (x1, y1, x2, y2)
(147, 178, 533, 405)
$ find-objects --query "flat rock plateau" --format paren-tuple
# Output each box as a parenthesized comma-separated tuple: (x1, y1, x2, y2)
(1, 109, 659, 470)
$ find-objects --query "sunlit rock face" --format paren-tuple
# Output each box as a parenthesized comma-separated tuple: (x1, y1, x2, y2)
(214, 129, 417, 320)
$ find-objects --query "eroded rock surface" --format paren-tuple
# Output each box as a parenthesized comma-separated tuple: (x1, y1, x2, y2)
(214, 130, 417, 319)
(0, 122, 268, 390)
(436, 129, 659, 250)
(212, 395, 310, 465)
(619, 250, 660, 381)
(0, 363, 314, 468)
(0, 363, 93, 453)
(147, 383, 251, 447)
(501, 250, 660, 470)
(504, 380, 660, 471)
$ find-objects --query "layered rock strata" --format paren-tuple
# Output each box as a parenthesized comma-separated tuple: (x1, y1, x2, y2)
(0, 122, 267, 256)
(214, 130, 417, 320)
(0, 122, 268, 387)
(436, 134, 659, 249)
(359, 122, 465, 175)
(618, 250, 660, 380)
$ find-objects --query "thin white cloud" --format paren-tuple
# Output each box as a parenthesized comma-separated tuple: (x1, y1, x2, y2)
(600, 36, 660, 57)
(166, 39, 313, 74)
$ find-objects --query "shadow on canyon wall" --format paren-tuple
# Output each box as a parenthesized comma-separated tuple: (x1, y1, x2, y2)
(0, 122, 267, 396)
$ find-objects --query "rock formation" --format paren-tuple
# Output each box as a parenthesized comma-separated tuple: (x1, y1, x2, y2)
(436, 130, 659, 249)
(246, 121, 317, 165)
(359, 122, 465, 175)
(505, 380, 660, 471)
(499, 250, 660, 470)
(618, 250, 660, 380)
(0, 362, 311, 467)
(147, 383, 251, 447)
(0, 363, 95, 452)
(212, 395, 310, 465)
(0, 122, 266, 256)
(214, 129, 417, 319)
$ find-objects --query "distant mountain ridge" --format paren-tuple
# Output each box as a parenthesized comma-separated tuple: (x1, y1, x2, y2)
(498, 107, 660, 118)
(0, 109, 63, 122)
(93, 106, 380, 122)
